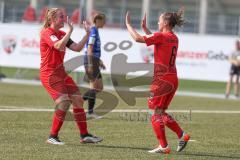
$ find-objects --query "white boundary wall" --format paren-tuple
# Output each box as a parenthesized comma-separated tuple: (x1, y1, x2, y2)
(0, 23, 238, 82)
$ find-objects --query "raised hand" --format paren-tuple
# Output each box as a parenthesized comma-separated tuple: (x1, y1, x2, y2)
(141, 12, 147, 29)
(141, 12, 152, 35)
(125, 11, 145, 43)
(83, 21, 91, 34)
(66, 16, 73, 33)
(125, 11, 131, 25)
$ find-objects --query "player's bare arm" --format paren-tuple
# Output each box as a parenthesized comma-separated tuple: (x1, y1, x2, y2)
(54, 16, 73, 51)
(69, 21, 91, 52)
(141, 12, 152, 35)
(125, 11, 145, 43)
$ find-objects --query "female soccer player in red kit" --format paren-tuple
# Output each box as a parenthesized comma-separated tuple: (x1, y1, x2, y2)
(40, 8, 102, 145)
(126, 9, 190, 154)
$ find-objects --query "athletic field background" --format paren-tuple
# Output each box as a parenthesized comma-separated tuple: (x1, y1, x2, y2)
(0, 67, 240, 160)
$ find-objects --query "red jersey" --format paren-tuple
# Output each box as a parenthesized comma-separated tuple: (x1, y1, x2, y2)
(39, 28, 79, 100)
(40, 28, 66, 77)
(143, 32, 178, 76)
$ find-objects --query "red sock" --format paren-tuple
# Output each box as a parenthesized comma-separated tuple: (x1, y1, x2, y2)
(73, 107, 88, 135)
(162, 113, 183, 138)
(151, 114, 168, 148)
(50, 109, 66, 136)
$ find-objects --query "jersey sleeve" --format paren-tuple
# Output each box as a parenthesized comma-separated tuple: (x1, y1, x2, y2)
(143, 32, 164, 46)
(41, 31, 59, 48)
(88, 27, 97, 45)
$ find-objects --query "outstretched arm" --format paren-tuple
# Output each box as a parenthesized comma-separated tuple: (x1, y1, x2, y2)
(125, 11, 145, 43)
(141, 13, 152, 35)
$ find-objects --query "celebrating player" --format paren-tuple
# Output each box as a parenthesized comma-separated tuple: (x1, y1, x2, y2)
(125, 9, 190, 154)
(40, 8, 102, 145)
(82, 13, 106, 119)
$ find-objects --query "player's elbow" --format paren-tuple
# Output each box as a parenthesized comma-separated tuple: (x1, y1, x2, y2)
(53, 43, 62, 51)
(74, 45, 83, 52)
(68, 43, 83, 52)
(53, 41, 65, 51)
(135, 37, 142, 42)
(72, 47, 81, 52)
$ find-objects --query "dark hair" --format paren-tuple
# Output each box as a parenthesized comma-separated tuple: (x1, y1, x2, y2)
(93, 13, 105, 23)
(162, 8, 185, 28)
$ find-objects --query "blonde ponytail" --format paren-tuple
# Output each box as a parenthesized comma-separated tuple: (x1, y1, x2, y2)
(41, 8, 59, 30)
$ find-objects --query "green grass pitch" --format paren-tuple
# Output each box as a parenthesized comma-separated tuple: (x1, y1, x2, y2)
(0, 83, 240, 160)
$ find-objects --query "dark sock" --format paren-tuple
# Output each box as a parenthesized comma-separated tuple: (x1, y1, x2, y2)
(83, 90, 91, 101)
(88, 89, 96, 114)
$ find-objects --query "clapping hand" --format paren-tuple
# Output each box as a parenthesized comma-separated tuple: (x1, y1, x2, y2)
(66, 16, 73, 33)
(83, 21, 91, 34)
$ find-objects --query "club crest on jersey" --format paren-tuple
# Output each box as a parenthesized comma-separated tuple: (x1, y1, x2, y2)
(50, 35, 58, 42)
(2, 35, 17, 54)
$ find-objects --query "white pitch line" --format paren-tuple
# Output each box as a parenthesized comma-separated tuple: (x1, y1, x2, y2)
(0, 107, 199, 142)
(189, 140, 197, 142)
(0, 107, 240, 114)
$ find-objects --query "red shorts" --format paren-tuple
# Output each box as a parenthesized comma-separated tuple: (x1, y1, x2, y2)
(40, 71, 79, 102)
(148, 74, 178, 110)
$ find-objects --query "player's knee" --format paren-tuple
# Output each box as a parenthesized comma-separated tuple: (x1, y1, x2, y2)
(95, 87, 103, 92)
(56, 100, 71, 111)
(71, 95, 84, 108)
(76, 95, 84, 104)
(92, 81, 103, 92)
(88, 89, 97, 98)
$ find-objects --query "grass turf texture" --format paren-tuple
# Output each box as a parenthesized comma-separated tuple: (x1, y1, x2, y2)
(0, 83, 239, 110)
(0, 82, 240, 159)
(0, 112, 239, 160)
